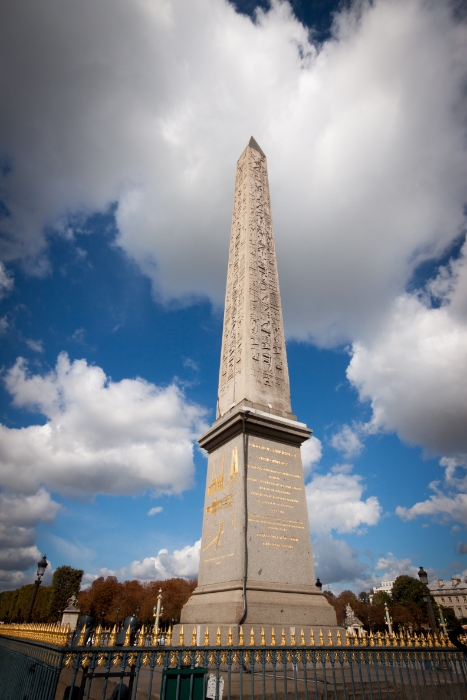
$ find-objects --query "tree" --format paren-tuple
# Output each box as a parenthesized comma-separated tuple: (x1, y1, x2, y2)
(358, 591, 370, 603)
(49, 566, 84, 621)
(391, 575, 428, 614)
(372, 591, 391, 605)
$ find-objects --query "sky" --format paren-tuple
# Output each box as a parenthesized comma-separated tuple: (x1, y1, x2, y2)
(0, 0, 467, 595)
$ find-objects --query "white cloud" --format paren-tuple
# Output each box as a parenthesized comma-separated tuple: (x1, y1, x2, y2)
(148, 506, 163, 516)
(87, 539, 201, 583)
(306, 466, 381, 534)
(0, 489, 60, 588)
(300, 436, 322, 475)
(0, 263, 13, 300)
(0, 352, 208, 497)
(0, 0, 465, 347)
(347, 283, 467, 460)
(396, 487, 467, 525)
(330, 424, 363, 459)
(25, 339, 44, 353)
(374, 552, 418, 580)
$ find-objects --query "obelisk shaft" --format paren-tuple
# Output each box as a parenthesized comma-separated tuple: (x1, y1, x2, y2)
(218, 137, 292, 418)
(179, 138, 337, 639)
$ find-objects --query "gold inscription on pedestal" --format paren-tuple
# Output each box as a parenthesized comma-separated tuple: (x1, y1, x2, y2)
(230, 447, 239, 480)
(250, 443, 293, 457)
(208, 457, 224, 495)
(202, 521, 225, 552)
(249, 464, 300, 479)
(204, 552, 234, 564)
(206, 494, 233, 515)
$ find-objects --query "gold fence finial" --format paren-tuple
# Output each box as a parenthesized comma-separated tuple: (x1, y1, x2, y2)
(271, 628, 276, 646)
(78, 625, 87, 646)
(328, 630, 333, 646)
(204, 627, 209, 645)
(300, 629, 306, 646)
(336, 630, 342, 647)
(178, 625, 185, 646)
(138, 625, 146, 647)
(250, 628, 255, 646)
(281, 628, 286, 646)
(94, 624, 102, 646)
(166, 627, 173, 646)
(239, 626, 244, 646)
(192, 627, 197, 646)
(260, 628, 266, 646)
(109, 624, 117, 647)
(216, 627, 222, 646)
(291, 629, 296, 647)
(228, 627, 233, 646)
(346, 630, 351, 646)
(310, 629, 315, 646)
(124, 625, 132, 647)
(319, 629, 324, 646)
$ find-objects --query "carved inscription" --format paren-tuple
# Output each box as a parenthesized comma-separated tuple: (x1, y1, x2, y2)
(217, 142, 291, 416)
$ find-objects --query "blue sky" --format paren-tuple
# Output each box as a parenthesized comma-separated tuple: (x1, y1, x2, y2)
(0, 0, 467, 593)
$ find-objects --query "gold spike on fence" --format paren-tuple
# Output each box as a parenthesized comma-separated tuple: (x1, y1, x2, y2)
(238, 626, 244, 646)
(0, 622, 70, 646)
(204, 627, 209, 646)
(300, 629, 306, 646)
(191, 627, 197, 646)
(271, 628, 276, 646)
(249, 628, 255, 646)
(281, 628, 286, 646)
(228, 627, 233, 646)
(216, 627, 221, 646)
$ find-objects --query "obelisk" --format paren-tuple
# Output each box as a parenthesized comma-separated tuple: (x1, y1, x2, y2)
(179, 138, 337, 643)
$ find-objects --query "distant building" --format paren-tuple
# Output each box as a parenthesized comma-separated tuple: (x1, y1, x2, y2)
(369, 580, 395, 603)
(428, 575, 467, 619)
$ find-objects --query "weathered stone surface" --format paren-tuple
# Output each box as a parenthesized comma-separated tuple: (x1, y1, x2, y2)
(217, 139, 291, 419)
(180, 139, 337, 631)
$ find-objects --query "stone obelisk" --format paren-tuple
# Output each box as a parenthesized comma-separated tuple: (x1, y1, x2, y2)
(179, 138, 337, 643)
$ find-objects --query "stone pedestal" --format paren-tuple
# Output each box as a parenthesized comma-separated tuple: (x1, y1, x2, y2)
(61, 594, 80, 632)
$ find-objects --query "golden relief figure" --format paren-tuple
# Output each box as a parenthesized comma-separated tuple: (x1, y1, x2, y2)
(208, 455, 225, 495)
(229, 447, 239, 481)
(206, 494, 233, 516)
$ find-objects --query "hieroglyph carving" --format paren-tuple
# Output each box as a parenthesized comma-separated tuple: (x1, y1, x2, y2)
(218, 142, 291, 416)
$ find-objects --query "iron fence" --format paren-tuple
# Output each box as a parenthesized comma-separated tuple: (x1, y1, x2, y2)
(1, 635, 466, 700)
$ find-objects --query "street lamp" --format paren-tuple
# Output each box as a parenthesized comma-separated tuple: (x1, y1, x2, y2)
(153, 589, 163, 641)
(418, 566, 437, 634)
(26, 554, 48, 623)
(315, 578, 323, 592)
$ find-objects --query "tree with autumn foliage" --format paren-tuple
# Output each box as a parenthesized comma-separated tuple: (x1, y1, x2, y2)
(77, 576, 197, 626)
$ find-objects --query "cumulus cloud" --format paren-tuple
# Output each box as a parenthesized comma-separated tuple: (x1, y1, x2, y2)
(148, 506, 164, 516)
(374, 552, 418, 580)
(395, 455, 467, 525)
(300, 436, 322, 475)
(0, 489, 60, 585)
(330, 425, 363, 459)
(87, 540, 201, 583)
(0, 352, 207, 497)
(306, 465, 381, 534)
(0, 0, 465, 344)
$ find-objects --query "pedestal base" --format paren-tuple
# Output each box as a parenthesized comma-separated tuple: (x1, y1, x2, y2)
(177, 580, 339, 645)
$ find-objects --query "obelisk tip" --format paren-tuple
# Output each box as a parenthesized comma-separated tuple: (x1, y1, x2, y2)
(248, 136, 265, 156)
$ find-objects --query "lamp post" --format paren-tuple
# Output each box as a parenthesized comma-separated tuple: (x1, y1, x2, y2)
(153, 589, 163, 641)
(438, 611, 447, 636)
(315, 578, 323, 592)
(384, 602, 393, 636)
(26, 554, 48, 623)
(418, 566, 437, 634)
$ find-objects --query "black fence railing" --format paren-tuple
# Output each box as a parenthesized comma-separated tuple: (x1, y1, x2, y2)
(1, 635, 466, 700)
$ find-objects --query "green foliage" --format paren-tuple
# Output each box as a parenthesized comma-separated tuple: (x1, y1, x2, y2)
(0, 584, 52, 622)
(48, 566, 83, 621)
(391, 575, 427, 613)
(372, 591, 391, 605)
(358, 591, 370, 603)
